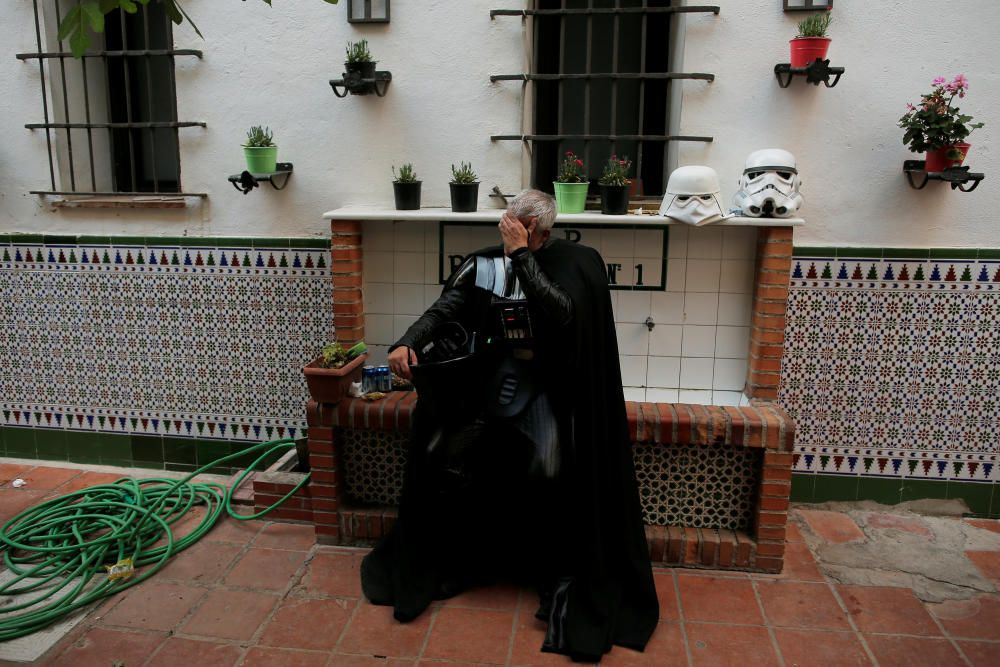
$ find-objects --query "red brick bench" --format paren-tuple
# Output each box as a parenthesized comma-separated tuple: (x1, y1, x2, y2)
(264, 395, 794, 573)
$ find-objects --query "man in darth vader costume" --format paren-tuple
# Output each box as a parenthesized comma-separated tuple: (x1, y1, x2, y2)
(361, 189, 658, 661)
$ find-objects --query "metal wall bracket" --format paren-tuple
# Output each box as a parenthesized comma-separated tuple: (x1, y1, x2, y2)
(903, 161, 984, 192)
(228, 163, 293, 195)
(774, 59, 844, 88)
(329, 71, 392, 97)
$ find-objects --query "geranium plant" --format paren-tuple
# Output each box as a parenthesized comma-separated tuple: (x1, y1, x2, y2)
(599, 155, 632, 187)
(557, 151, 587, 183)
(899, 74, 984, 159)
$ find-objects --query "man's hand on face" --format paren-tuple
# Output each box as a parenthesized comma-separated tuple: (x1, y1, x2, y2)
(388, 346, 418, 380)
(499, 212, 532, 256)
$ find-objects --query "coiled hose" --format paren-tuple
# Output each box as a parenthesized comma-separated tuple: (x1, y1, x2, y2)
(0, 438, 309, 641)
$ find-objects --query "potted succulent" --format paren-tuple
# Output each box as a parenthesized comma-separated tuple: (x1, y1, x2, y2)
(790, 10, 832, 68)
(303, 341, 368, 404)
(598, 155, 632, 215)
(899, 74, 984, 173)
(392, 163, 421, 210)
(553, 151, 590, 214)
(243, 125, 277, 174)
(449, 162, 480, 213)
(345, 39, 376, 80)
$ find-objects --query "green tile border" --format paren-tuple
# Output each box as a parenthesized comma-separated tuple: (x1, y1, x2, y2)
(0, 234, 330, 250)
(792, 246, 999, 260)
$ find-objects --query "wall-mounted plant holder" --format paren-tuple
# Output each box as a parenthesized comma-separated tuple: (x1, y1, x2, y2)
(903, 161, 984, 192)
(228, 163, 293, 195)
(329, 71, 392, 97)
(775, 59, 844, 87)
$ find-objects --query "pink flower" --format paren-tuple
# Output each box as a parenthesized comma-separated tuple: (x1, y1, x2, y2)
(932, 76, 946, 86)
(906, 103, 916, 111)
(565, 150, 573, 157)
(953, 73, 969, 88)
(575, 159, 583, 166)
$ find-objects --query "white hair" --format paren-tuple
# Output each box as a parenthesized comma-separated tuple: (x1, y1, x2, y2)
(507, 189, 557, 231)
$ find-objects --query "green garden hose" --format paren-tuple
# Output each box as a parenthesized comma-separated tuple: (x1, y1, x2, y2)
(0, 438, 310, 641)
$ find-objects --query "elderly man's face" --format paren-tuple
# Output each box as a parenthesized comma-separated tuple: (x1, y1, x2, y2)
(519, 216, 549, 252)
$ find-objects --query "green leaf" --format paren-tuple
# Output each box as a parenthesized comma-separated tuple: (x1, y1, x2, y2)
(69, 26, 90, 57)
(80, 1, 105, 32)
(323, 0, 340, 3)
(57, 5, 81, 41)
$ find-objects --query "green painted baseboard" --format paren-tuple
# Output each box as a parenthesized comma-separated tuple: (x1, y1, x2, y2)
(792, 473, 998, 517)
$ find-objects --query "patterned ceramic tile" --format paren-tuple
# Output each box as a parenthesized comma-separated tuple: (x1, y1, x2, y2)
(0, 238, 333, 443)
(781, 249, 1000, 484)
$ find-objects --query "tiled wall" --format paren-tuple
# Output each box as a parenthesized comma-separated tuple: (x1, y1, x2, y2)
(781, 246, 1000, 516)
(361, 221, 757, 406)
(0, 234, 333, 471)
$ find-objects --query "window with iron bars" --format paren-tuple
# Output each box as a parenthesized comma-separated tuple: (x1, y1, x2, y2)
(18, 0, 206, 198)
(491, 1, 717, 200)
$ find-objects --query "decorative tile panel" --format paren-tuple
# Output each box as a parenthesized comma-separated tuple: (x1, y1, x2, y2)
(780, 247, 1000, 485)
(0, 235, 333, 447)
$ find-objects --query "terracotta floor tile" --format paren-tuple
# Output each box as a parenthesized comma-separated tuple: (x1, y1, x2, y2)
(442, 582, 521, 612)
(335, 656, 415, 666)
(837, 585, 941, 635)
(204, 516, 266, 543)
(798, 509, 866, 544)
(98, 581, 207, 631)
(774, 628, 872, 666)
(51, 471, 128, 495)
(753, 542, 825, 582)
(601, 622, 685, 666)
(11, 465, 80, 491)
(685, 622, 779, 667)
(338, 600, 433, 659)
(965, 551, 1000, 586)
(224, 547, 307, 591)
(157, 539, 243, 584)
(242, 646, 330, 667)
(786, 521, 806, 542)
(756, 581, 852, 630)
(864, 513, 933, 539)
(509, 607, 579, 666)
(863, 634, 964, 667)
(964, 519, 1000, 535)
(0, 462, 34, 484)
(146, 636, 243, 667)
(927, 595, 1000, 640)
(653, 570, 680, 622)
(956, 640, 1000, 667)
(49, 626, 166, 667)
(0, 489, 48, 521)
(300, 550, 364, 598)
(678, 574, 764, 625)
(179, 588, 279, 641)
(253, 521, 316, 551)
(259, 596, 357, 650)
(422, 607, 514, 663)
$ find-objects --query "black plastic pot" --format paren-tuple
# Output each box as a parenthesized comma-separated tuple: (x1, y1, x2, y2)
(393, 181, 422, 210)
(600, 184, 629, 215)
(449, 182, 480, 213)
(344, 61, 376, 80)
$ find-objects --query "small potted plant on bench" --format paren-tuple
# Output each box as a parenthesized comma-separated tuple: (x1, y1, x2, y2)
(599, 154, 632, 215)
(345, 39, 376, 80)
(790, 10, 832, 68)
(392, 163, 421, 210)
(554, 151, 589, 213)
(899, 74, 984, 173)
(449, 162, 480, 212)
(243, 125, 278, 174)
(303, 341, 368, 404)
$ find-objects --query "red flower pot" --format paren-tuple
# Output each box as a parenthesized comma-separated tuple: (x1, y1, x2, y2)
(789, 37, 831, 68)
(924, 143, 971, 173)
(303, 353, 367, 404)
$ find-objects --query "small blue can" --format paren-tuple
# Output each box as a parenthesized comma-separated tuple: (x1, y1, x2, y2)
(362, 366, 376, 393)
(376, 365, 392, 392)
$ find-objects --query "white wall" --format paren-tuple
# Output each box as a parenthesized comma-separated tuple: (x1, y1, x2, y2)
(676, 0, 999, 248)
(1, 0, 997, 247)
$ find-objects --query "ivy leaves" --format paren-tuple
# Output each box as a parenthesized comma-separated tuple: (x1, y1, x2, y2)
(57, 0, 339, 58)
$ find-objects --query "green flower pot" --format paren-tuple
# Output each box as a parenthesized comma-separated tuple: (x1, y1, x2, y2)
(553, 181, 589, 214)
(243, 146, 278, 174)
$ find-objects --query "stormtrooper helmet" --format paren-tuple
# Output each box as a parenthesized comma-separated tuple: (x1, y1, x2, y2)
(733, 149, 803, 218)
(659, 166, 728, 226)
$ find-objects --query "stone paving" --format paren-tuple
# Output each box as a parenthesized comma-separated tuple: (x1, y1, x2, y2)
(0, 462, 998, 666)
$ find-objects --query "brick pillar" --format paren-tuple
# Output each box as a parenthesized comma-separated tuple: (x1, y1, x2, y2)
(306, 401, 341, 544)
(331, 220, 364, 346)
(745, 226, 793, 400)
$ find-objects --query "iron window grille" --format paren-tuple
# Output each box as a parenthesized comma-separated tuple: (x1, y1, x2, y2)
(783, 0, 832, 11)
(17, 0, 207, 198)
(491, 1, 718, 198)
(348, 0, 390, 24)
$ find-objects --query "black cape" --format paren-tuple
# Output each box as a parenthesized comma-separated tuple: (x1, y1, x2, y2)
(361, 239, 659, 661)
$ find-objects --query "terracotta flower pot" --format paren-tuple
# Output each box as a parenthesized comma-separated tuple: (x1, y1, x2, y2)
(303, 353, 367, 404)
(924, 143, 971, 173)
(789, 37, 831, 68)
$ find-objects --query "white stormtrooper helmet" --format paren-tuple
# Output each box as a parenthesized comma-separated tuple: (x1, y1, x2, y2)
(733, 149, 803, 218)
(659, 166, 728, 226)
